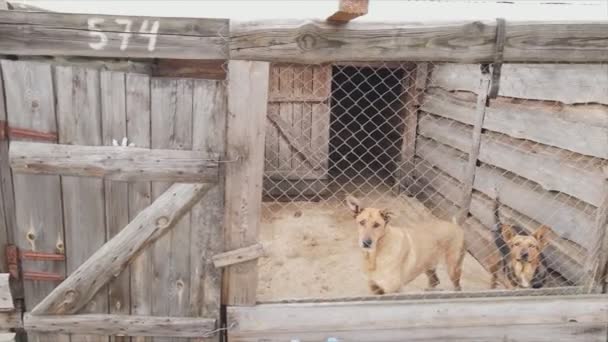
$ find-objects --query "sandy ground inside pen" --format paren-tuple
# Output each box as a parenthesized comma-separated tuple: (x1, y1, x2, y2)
(257, 193, 492, 302)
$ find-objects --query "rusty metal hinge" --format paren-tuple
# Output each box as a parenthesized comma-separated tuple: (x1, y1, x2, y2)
(5, 245, 19, 280)
(22, 271, 64, 282)
(0, 120, 58, 142)
(20, 250, 66, 261)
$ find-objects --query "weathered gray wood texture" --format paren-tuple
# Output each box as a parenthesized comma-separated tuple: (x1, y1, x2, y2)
(224, 60, 269, 305)
(24, 314, 216, 338)
(0, 60, 68, 342)
(411, 62, 608, 286)
(0, 11, 228, 59)
(0, 66, 14, 274)
(1, 61, 226, 340)
(9, 141, 220, 182)
(228, 295, 608, 341)
(264, 64, 331, 196)
(230, 20, 608, 63)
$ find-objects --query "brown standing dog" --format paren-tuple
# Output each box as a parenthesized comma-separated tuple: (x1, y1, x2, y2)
(346, 196, 465, 295)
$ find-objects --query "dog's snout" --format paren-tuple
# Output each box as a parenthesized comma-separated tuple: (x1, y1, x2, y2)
(521, 250, 529, 261)
(362, 239, 373, 249)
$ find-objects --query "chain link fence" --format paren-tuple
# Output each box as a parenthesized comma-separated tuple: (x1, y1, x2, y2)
(256, 61, 608, 301)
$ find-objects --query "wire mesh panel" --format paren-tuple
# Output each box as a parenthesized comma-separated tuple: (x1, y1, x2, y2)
(257, 61, 608, 301)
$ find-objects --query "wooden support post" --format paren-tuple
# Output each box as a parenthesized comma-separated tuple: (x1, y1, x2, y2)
(30, 183, 216, 315)
(397, 63, 429, 196)
(24, 314, 216, 337)
(585, 166, 608, 291)
(327, 0, 369, 23)
(10, 141, 220, 182)
(458, 68, 492, 224)
(223, 60, 270, 306)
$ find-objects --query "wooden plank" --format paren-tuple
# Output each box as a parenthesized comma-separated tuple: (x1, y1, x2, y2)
(230, 20, 608, 63)
(1, 59, 68, 342)
(0, 65, 15, 275)
(414, 159, 586, 284)
(0, 274, 14, 311)
(0, 11, 228, 59)
(0, 1, 7, 10)
(54, 66, 108, 335)
(30, 183, 215, 315)
(125, 73, 152, 342)
(100, 70, 129, 342)
(418, 114, 607, 207)
(267, 112, 323, 169)
(421, 88, 608, 159)
(224, 61, 269, 305)
(212, 244, 264, 269)
(189, 79, 226, 342)
(398, 63, 427, 195)
(585, 166, 608, 285)
(430, 63, 608, 105)
(264, 66, 280, 172)
(416, 136, 596, 250)
(0, 312, 21, 330)
(150, 78, 194, 340)
(24, 314, 216, 338)
(10, 141, 220, 182)
(277, 67, 293, 171)
(227, 295, 608, 342)
(327, 0, 369, 23)
(458, 71, 490, 222)
(153, 59, 226, 80)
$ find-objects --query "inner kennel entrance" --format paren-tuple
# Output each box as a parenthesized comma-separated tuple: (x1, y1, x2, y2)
(259, 63, 494, 301)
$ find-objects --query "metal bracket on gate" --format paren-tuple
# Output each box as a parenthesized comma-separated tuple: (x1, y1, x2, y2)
(0, 120, 58, 142)
(488, 18, 507, 100)
(5, 245, 66, 282)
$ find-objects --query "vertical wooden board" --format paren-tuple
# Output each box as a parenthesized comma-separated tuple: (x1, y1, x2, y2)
(150, 78, 193, 342)
(1, 61, 67, 342)
(312, 64, 332, 99)
(312, 102, 330, 171)
(100, 70, 130, 342)
(265, 66, 280, 171)
(311, 65, 331, 171)
(224, 61, 270, 305)
(126, 73, 152, 342)
(278, 66, 293, 170)
(55, 65, 107, 342)
(291, 102, 305, 170)
(0, 66, 14, 274)
(190, 80, 226, 342)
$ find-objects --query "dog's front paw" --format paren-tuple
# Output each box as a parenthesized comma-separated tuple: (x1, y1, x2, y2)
(111, 137, 135, 147)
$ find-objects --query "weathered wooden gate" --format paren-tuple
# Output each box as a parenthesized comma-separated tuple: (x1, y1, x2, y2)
(0, 55, 269, 340)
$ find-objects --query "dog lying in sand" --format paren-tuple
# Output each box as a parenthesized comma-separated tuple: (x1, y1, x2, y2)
(346, 196, 465, 295)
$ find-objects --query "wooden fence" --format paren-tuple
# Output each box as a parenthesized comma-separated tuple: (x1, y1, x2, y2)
(0, 5, 607, 342)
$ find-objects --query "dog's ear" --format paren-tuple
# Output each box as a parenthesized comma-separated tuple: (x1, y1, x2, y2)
(501, 224, 516, 243)
(533, 225, 551, 250)
(345, 196, 362, 215)
(379, 209, 394, 224)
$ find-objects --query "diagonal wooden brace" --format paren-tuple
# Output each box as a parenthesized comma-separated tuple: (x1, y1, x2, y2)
(30, 182, 216, 315)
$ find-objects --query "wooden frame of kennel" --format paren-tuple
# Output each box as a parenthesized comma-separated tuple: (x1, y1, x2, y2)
(0, 0, 607, 340)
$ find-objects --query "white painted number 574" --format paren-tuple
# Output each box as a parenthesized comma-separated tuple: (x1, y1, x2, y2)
(88, 17, 160, 52)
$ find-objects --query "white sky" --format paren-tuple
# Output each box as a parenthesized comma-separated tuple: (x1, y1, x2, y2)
(11, 0, 608, 21)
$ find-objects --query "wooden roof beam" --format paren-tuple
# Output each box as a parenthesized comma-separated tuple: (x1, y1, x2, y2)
(327, 0, 369, 23)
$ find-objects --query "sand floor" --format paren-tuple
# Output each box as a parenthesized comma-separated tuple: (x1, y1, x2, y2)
(257, 193, 492, 302)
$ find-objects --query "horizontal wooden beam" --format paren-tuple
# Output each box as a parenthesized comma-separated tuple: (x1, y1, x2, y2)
(0, 274, 14, 312)
(327, 0, 369, 23)
(212, 243, 264, 268)
(228, 295, 608, 341)
(10, 141, 219, 182)
(31, 183, 216, 315)
(230, 20, 608, 63)
(0, 11, 228, 59)
(24, 313, 216, 337)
